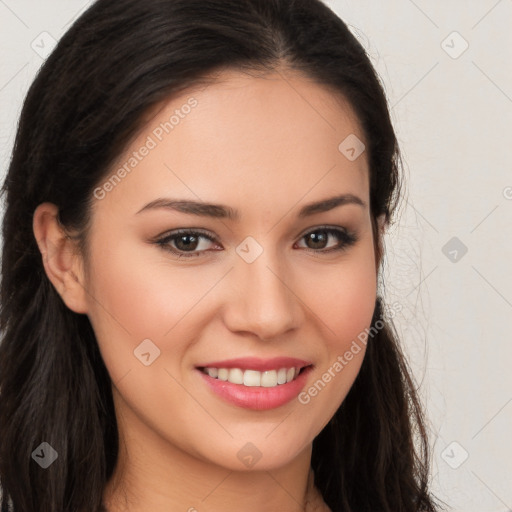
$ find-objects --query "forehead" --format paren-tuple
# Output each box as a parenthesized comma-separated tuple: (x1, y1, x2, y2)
(96, 68, 369, 217)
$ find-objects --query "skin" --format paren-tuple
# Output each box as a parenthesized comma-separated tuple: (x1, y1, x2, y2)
(33, 67, 385, 512)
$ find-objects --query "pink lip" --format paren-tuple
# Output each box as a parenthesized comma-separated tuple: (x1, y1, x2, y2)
(196, 364, 313, 410)
(196, 356, 312, 372)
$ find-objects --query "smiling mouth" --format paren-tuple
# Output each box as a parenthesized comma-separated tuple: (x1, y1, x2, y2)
(198, 365, 311, 388)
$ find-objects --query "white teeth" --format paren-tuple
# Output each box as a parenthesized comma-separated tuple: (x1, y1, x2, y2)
(261, 370, 277, 387)
(243, 370, 261, 387)
(277, 368, 287, 384)
(202, 366, 304, 388)
(228, 368, 244, 385)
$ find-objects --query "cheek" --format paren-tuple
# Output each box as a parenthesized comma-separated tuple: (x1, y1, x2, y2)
(305, 241, 378, 349)
(295, 241, 377, 417)
(331, 267, 377, 346)
(83, 238, 206, 380)
(87, 231, 207, 323)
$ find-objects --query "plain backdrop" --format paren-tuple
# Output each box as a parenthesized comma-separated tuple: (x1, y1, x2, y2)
(0, 1, 511, 511)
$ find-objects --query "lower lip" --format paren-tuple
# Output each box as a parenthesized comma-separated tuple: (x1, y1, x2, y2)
(197, 366, 312, 410)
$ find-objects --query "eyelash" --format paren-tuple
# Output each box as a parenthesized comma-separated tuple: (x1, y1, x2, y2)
(154, 226, 358, 259)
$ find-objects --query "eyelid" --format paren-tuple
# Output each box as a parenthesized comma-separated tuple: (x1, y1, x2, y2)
(298, 224, 347, 238)
(152, 227, 215, 243)
(296, 225, 358, 252)
(153, 228, 219, 258)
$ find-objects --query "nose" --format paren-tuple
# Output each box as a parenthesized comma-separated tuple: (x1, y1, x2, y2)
(223, 246, 303, 341)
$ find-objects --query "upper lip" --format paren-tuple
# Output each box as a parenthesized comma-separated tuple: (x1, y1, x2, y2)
(196, 357, 312, 372)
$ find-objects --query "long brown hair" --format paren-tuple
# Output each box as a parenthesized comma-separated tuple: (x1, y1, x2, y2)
(0, 1, 445, 510)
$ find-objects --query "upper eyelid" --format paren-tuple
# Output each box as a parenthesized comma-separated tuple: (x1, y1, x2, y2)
(156, 225, 353, 247)
(158, 224, 350, 239)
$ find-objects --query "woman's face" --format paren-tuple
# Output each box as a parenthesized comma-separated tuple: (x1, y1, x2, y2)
(81, 69, 379, 471)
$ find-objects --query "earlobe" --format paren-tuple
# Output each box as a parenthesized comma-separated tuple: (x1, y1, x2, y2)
(32, 203, 89, 314)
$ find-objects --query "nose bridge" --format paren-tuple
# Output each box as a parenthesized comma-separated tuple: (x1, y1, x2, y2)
(226, 237, 300, 339)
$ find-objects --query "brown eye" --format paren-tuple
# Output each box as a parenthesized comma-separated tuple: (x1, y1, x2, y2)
(156, 229, 218, 258)
(296, 227, 358, 253)
(173, 233, 201, 251)
(154, 226, 358, 259)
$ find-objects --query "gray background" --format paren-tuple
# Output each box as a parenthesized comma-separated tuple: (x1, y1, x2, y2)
(1, 1, 511, 511)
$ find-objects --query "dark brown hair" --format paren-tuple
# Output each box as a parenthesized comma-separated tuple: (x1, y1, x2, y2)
(0, 0, 445, 511)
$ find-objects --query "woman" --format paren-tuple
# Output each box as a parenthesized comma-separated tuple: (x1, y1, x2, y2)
(0, 0, 444, 511)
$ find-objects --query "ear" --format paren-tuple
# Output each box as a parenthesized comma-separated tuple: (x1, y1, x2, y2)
(32, 202, 89, 314)
(375, 213, 387, 271)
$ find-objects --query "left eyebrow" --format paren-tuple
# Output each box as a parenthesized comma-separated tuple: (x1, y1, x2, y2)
(135, 193, 366, 220)
(297, 193, 366, 217)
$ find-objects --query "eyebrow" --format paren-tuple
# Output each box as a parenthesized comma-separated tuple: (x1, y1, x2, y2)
(135, 193, 366, 220)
